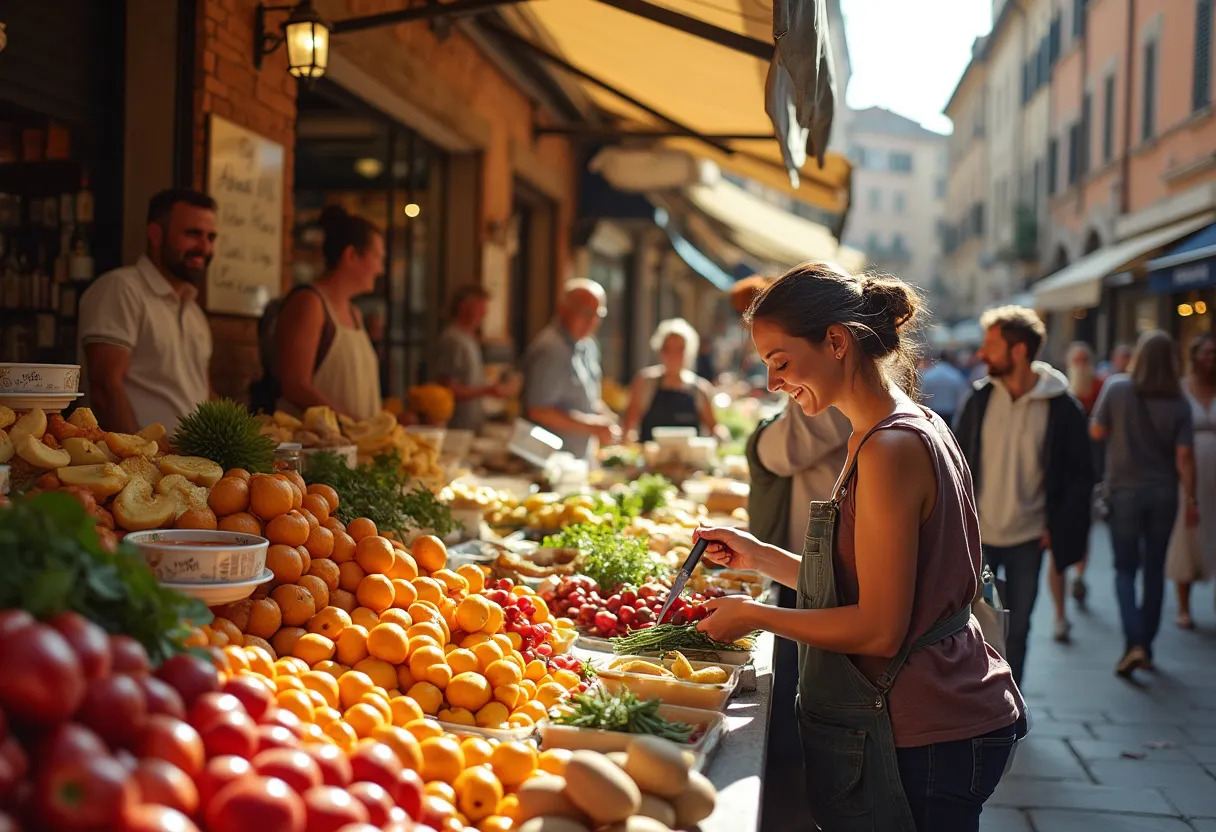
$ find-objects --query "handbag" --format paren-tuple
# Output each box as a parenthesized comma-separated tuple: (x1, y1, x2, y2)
(972, 564, 1009, 659)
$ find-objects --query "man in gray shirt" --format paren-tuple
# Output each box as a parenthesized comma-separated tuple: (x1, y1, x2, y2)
(434, 285, 506, 432)
(520, 279, 620, 459)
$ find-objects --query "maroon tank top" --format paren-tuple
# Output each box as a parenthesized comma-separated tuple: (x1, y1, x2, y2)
(835, 407, 1024, 747)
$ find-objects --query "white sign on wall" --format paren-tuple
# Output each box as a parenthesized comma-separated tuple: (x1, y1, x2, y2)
(206, 115, 284, 316)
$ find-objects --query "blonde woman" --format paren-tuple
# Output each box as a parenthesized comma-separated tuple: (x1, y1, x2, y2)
(622, 318, 721, 442)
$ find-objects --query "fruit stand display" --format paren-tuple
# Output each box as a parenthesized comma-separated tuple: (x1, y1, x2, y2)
(0, 391, 774, 832)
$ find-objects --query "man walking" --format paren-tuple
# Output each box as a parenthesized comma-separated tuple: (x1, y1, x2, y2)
(955, 306, 1094, 684)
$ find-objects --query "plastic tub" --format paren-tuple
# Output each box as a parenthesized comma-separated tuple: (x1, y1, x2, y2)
(124, 529, 269, 583)
(594, 655, 741, 711)
(0, 363, 81, 393)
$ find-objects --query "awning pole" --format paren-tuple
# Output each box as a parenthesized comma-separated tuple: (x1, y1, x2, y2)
(591, 0, 775, 60)
(330, 0, 530, 34)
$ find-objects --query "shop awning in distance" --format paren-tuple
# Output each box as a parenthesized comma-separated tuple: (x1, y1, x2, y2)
(507, 0, 851, 213)
(1148, 220, 1216, 293)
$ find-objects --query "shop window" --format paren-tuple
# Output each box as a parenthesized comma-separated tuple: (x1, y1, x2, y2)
(1142, 40, 1158, 141)
(1195, 0, 1213, 112)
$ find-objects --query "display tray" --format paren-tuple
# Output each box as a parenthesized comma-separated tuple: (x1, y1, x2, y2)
(593, 655, 741, 712)
(538, 703, 725, 771)
(577, 633, 754, 667)
(431, 717, 537, 743)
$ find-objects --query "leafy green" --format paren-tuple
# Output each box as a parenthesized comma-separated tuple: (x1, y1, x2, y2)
(0, 492, 212, 665)
(303, 450, 455, 538)
(174, 399, 276, 473)
(542, 522, 664, 593)
(611, 474, 673, 518)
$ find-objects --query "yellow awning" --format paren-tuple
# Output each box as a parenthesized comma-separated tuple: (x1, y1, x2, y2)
(510, 0, 851, 212)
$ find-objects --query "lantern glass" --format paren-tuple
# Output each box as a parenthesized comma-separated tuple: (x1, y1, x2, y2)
(285, 17, 329, 78)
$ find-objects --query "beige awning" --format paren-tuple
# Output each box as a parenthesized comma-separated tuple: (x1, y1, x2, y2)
(509, 0, 851, 213)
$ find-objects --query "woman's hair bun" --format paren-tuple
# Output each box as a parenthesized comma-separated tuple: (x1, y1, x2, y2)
(861, 276, 920, 337)
(317, 204, 350, 231)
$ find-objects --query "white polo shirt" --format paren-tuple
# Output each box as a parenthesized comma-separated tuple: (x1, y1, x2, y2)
(78, 256, 212, 432)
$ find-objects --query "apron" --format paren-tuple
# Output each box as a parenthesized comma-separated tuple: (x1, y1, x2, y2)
(795, 420, 973, 831)
(639, 384, 701, 442)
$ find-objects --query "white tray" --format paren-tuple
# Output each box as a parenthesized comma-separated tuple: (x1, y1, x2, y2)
(538, 703, 725, 771)
(594, 655, 742, 711)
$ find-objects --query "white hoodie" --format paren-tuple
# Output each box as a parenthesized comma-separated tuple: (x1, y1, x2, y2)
(977, 361, 1070, 547)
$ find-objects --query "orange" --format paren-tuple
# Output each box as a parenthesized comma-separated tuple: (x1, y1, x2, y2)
(537, 748, 572, 777)
(411, 535, 448, 573)
(529, 602, 550, 624)
(301, 493, 331, 525)
(446, 672, 492, 712)
(314, 706, 341, 727)
(282, 470, 307, 498)
(249, 474, 294, 520)
(353, 656, 399, 690)
(211, 618, 244, 646)
(304, 525, 335, 559)
(489, 741, 538, 788)
(408, 603, 446, 632)
(337, 670, 375, 710)
(475, 702, 510, 728)
(331, 530, 357, 564)
(479, 816, 514, 832)
(455, 596, 491, 633)
(391, 579, 418, 609)
(492, 684, 523, 711)
(272, 583, 317, 627)
(357, 575, 395, 613)
(324, 719, 358, 752)
(461, 633, 492, 649)
(296, 546, 312, 577)
(322, 516, 345, 533)
(335, 625, 370, 666)
(223, 645, 251, 674)
(307, 558, 341, 592)
(329, 588, 357, 613)
(534, 682, 567, 710)
(351, 607, 381, 631)
(482, 604, 505, 635)
(337, 561, 367, 593)
(307, 483, 340, 512)
(278, 655, 311, 676)
(244, 645, 276, 678)
(387, 551, 419, 581)
(407, 681, 444, 716)
(516, 700, 549, 723)
(426, 663, 453, 690)
(367, 623, 410, 664)
(419, 736, 465, 784)
(298, 507, 320, 530)
(411, 577, 445, 607)
(456, 564, 486, 594)
(453, 766, 504, 822)
(446, 649, 479, 676)
(372, 724, 424, 771)
(276, 688, 315, 722)
(266, 510, 310, 547)
(360, 690, 393, 724)
(355, 536, 396, 575)
(346, 517, 378, 542)
(490, 635, 513, 657)
(313, 660, 349, 680)
(270, 627, 307, 660)
(215, 599, 253, 631)
(496, 794, 521, 824)
(300, 671, 340, 708)
(224, 467, 251, 481)
(266, 544, 305, 584)
(455, 738, 492, 770)
(405, 718, 443, 744)
(175, 506, 218, 530)
(343, 702, 385, 738)
(431, 569, 468, 596)
(395, 664, 416, 692)
(244, 636, 279, 660)
(297, 575, 330, 610)
(292, 633, 336, 665)
(275, 675, 305, 694)
(379, 608, 413, 630)
(408, 644, 447, 679)
(523, 660, 547, 683)
(471, 642, 505, 672)
(390, 694, 425, 726)
(218, 512, 263, 535)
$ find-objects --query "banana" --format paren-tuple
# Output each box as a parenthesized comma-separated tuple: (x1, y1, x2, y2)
(57, 463, 130, 499)
(67, 407, 100, 431)
(668, 651, 695, 681)
(112, 477, 176, 531)
(0, 430, 12, 464)
(687, 666, 730, 685)
(63, 437, 108, 466)
(157, 455, 223, 487)
(9, 409, 47, 447)
(15, 434, 71, 470)
(105, 431, 153, 458)
(120, 455, 163, 486)
(0, 406, 14, 430)
(137, 422, 166, 443)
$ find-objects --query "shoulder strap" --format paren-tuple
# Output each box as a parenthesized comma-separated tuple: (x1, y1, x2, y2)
(296, 285, 336, 371)
(832, 412, 909, 504)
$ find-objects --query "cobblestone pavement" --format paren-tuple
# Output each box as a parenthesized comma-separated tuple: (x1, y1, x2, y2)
(986, 523, 1216, 831)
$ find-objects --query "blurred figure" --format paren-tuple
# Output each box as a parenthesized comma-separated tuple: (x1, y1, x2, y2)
(520, 278, 619, 459)
(434, 285, 510, 433)
(1099, 343, 1133, 377)
(1167, 333, 1216, 628)
(917, 350, 969, 426)
(955, 307, 1094, 684)
(1067, 342, 1105, 412)
(731, 276, 773, 391)
(694, 335, 717, 383)
(622, 318, 722, 442)
(1092, 331, 1197, 677)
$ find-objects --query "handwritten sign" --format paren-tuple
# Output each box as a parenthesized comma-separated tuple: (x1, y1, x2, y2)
(206, 115, 284, 316)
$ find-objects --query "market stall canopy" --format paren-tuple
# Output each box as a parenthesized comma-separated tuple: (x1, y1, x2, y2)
(1147, 220, 1216, 293)
(509, 0, 849, 212)
(1032, 214, 1216, 311)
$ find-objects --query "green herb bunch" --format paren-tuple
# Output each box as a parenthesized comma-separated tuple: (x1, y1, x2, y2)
(174, 399, 275, 473)
(611, 474, 674, 518)
(0, 492, 212, 664)
(303, 450, 454, 538)
(542, 522, 664, 593)
(550, 686, 694, 743)
(611, 623, 756, 655)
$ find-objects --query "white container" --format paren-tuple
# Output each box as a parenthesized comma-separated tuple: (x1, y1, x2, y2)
(539, 703, 725, 770)
(442, 429, 475, 459)
(0, 363, 81, 394)
(124, 529, 269, 583)
(595, 655, 742, 711)
(161, 569, 275, 607)
(0, 392, 84, 412)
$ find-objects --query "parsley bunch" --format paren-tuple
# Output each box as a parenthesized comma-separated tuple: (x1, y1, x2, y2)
(542, 522, 665, 593)
(303, 450, 455, 539)
(611, 474, 674, 518)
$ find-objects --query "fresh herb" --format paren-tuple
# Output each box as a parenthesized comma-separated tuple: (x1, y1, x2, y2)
(542, 522, 664, 593)
(550, 686, 694, 743)
(611, 623, 755, 655)
(303, 450, 455, 538)
(173, 399, 276, 473)
(0, 492, 212, 665)
(613, 474, 673, 517)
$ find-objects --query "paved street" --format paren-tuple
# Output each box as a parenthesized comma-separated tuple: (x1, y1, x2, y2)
(986, 523, 1216, 831)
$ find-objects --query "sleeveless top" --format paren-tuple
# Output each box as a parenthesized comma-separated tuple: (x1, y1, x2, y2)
(834, 407, 1023, 747)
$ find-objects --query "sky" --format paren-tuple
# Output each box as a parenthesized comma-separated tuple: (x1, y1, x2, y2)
(839, 0, 993, 135)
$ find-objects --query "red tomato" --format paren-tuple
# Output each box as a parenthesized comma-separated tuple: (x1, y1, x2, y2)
(347, 742, 401, 792)
(34, 723, 107, 769)
(187, 693, 244, 733)
(330, 826, 379, 832)
(136, 676, 187, 719)
(259, 707, 305, 738)
(300, 744, 351, 788)
(392, 767, 424, 821)
(345, 782, 392, 827)
(203, 776, 305, 832)
(0, 737, 28, 802)
(156, 654, 220, 709)
(0, 810, 18, 832)
(109, 635, 151, 676)
(199, 711, 258, 759)
(0, 611, 34, 640)
(256, 724, 300, 753)
(301, 785, 369, 832)
(48, 612, 112, 681)
(195, 755, 251, 807)
(120, 803, 200, 832)
(137, 715, 205, 780)
(34, 754, 136, 831)
(252, 748, 322, 795)
(76, 673, 148, 749)
(0, 623, 86, 724)
(132, 758, 199, 816)
(222, 676, 273, 722)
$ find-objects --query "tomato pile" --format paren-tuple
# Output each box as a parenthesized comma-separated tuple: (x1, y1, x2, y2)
(478, 580, 554, 664)
(540, 578, 723, 639)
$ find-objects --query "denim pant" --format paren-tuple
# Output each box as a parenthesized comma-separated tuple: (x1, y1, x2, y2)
(895, 722, 1019, 831)
(1108, 485, 1179, 655)
(982, 540, 1045, 684)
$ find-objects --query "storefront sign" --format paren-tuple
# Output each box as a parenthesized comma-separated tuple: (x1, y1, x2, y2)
(206, 115, 284, 316)
(1149, 259, 1216, 294)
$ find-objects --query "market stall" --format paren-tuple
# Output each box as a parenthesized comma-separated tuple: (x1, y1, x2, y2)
(0, 367, 773, 832)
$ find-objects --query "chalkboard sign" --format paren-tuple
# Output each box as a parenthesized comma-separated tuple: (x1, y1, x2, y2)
(206, 115, 285, 316)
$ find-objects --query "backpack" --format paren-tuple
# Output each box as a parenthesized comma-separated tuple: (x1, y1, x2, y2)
(249, 285, 335, 414)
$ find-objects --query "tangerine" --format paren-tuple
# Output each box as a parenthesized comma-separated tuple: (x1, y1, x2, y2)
(346, 517, 378, 542)
(218, 512, 263, 535)
(431, 569, 468, 596)
(337, 561, 367, 593)
(244, 645, 277, 677)
(337, 670, 375, 710)
(456, 564, 486, 594)
(329, 588, 357, 613)
(390, 579, 418, 609)
(425, 662, 452, 690)
(344, 702, 385, 738)
(335, 624, 370, 666)
(471, 642, 505, 672)
(455, 596, 492, 633)
(301, 493, 331, 525)
(306, 483, 340, 512)
(292, 633, 335, 665)
(357, 575, 396, 613)
(271, 583, 317, 627)
(323, 719, 358, 752)
(211, 617, 244, 646)
(266, 510, 310, 546)
(387, 551, 419, 581)
(350, 606, 381, 631)
(367, 623, 410, 664)
(353, 657, 398, 691)
(489, 741, 538, 788)
(411, 577, 445, 607)
(297, 574, 330, 610)
(209, 477, 250, 515)
(453, 766, 504, 822)
(276, 688, 315, 723)
(360, 690, 393, 724)
(304, 525, 335, 559)
(378, 608, 413, 630)
(395, 664, 415, 692)
(407, 681, 444, 716)
(270, 626, 307, 658)
(331, 530, 357, 564)
(307, 558, 341, 592)
(537, 748, 572, 777)
(224, 468, 252, 481)
(446, 649, 480, 676)
(249, 474, 294, 520)
(355, 536, 396, 575)
(390, 694, 424, 726)
(371, 724, 424, 771)
(492, 684, 523, 711)
(245, 598, 283, 639)
(411, 535, 448, 573)
(313, 660, 349, 680)
(446, 672, 492, 712)
(419, 736, 465, 784)
(460, 737, 493, 768)
(300, 671, 340, 708)
(175, 506, 218, 530)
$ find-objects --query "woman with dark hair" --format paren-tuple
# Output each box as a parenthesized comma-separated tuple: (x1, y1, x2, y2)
(1092, 330, 1198, 676)
(1166, 332, 1216, 628)
(693, 263, 1024, 831)
(274, 205, 385, 420)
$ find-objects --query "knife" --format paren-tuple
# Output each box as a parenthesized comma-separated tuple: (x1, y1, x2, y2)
(657, 537, 710, 625)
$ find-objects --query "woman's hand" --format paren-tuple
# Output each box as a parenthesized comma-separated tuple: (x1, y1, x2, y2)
(696, 595, 761, 642)
(693, 526, 766, 573)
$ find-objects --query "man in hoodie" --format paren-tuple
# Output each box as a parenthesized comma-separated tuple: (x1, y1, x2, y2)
(955, 306, 1094, 684)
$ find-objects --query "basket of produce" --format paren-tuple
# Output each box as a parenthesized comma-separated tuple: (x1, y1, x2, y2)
(595, 651, 741, 711)
(611, 624, 757, 666)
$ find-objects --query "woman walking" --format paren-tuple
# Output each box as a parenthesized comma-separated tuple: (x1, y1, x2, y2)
(1091, 331, 1198, 676)
(694, 263, 1024, 831)
(1166, 333, 1216, 629)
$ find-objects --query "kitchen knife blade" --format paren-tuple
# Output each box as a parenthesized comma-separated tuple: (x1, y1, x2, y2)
(657, 537, 709, 624)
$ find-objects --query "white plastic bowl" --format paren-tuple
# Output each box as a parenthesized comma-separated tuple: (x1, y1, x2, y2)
(0, 363, 81, 394)
(124, 529, 269, 583)
(161, 569, 274, 606)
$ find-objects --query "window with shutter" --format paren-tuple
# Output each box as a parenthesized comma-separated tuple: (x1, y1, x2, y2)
(1050, 16, 1062, 64)
(1081, 92, 1091, 175)
(1074, 0, 1086, 39)
(1048, 137, 1059, 196)
(1039, 36, 1050, 85)
(1143, 40, 1157, 140)
(1103, 74, 1116, 163)
(1195, 0, 1213, 112)
(1067, 123, 1079, 185)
